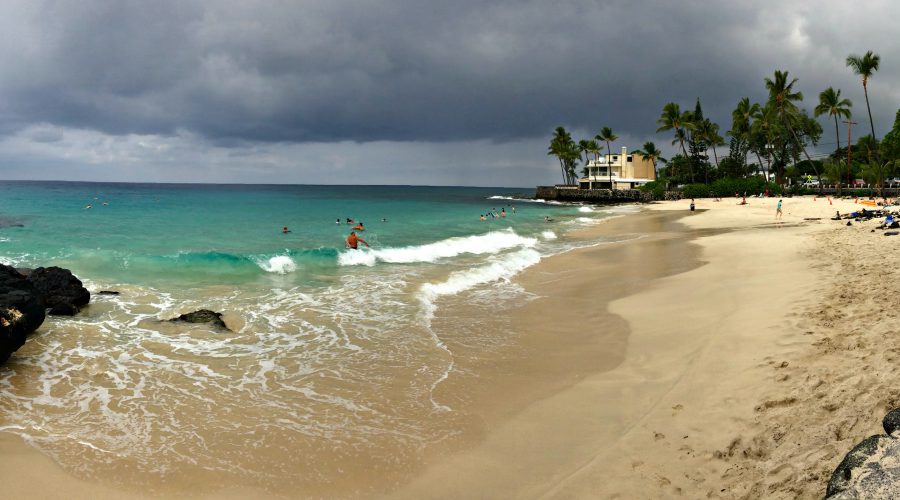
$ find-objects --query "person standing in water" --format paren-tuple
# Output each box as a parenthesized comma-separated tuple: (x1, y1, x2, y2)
(346, 231, 369, 249)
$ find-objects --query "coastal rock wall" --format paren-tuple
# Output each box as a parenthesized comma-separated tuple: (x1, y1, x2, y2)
(535, 186, 650, 203)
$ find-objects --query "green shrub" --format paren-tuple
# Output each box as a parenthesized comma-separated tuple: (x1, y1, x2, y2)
(681, 183, 710, 199)
(639, 180, 667, 200)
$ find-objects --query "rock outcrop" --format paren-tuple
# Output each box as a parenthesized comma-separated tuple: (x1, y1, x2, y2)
(0, 265, 46, 363)
(26, 266, 91, 316)
(826, 408, 900, 498)
(169, 309, 229, 331)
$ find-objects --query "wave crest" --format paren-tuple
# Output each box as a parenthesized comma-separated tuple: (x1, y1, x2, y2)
(337, 229, 537, 267)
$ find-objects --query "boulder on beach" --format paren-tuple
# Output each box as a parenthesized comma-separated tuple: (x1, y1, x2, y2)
(169, 309, 230, 331)
(826, 409, 900, 499)
(0, 265, 46, 363)
(26, 266, 91, 316)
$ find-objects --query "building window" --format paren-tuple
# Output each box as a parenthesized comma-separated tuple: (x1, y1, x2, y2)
(612, 156, 618, 161)
(626, 155, 633, 162)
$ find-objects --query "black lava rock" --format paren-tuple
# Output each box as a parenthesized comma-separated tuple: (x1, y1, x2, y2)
(884, 409, 900, 436)
(26, 267, 91, 315)
(169, 309, 229, 331)
(0, 265, 46, 363)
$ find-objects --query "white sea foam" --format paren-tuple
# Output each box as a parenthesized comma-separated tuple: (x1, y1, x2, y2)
(541, 231, 557, 240)
(257, 255, 297, 274)
(486, 195, 567, 205)
(578, 206, 594, 213)
(337, 229, 537, 267)
(418, 248, 542, 321)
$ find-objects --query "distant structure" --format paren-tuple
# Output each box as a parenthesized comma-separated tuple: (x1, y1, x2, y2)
(579, 146, 656, 190)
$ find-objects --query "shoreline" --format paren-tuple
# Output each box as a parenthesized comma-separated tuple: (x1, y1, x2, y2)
(2, 195, 883, 498)
(394, 196, 863, 498)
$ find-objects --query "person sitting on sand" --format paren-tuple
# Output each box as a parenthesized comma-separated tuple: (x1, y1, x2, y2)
(738, 196, 747, 205)
(346, 231, 369, 249)
(352, 222, 365, 231)
(282, 226, 291, 234)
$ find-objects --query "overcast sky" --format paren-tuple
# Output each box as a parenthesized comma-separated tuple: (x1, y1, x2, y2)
(0, 0, 897, 187)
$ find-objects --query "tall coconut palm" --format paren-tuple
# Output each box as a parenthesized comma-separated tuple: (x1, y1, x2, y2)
(698, 119, 725, 169)
(548, 126, 574, 184)
(579, 139, 601, 188)
(656, 103, 692, 158)
(578, 139, 593, 170)
(814, 87, 852, 162)
(750, 103, 779, 181)
(730, 97, 760, 166)
(598, 127, 619, 189)
(846, 51, 880, 142)
(632, 141, 665, 179)
(764, 70, 819, 181)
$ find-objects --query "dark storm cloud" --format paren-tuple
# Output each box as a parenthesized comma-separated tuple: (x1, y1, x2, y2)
(0, 0, 896, 147)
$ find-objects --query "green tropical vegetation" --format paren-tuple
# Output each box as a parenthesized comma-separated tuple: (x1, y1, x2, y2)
(548, 49, 897, 198)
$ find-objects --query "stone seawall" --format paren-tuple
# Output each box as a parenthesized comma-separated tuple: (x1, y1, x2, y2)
(535, 186, 650, 204)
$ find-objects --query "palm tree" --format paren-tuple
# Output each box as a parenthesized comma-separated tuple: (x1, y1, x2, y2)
(764, 70, 819, 181)
(656, 103, 692, 158)
(632, 141, 665, 179)
(698, 119, 725, 169)
(584, 140, 602, 188)
(578, 139, 593, 172)
(814, 87, 852, 163)
(750, 103, 779, 182)
(730, 97, 760, 166)
(548, 126, 575, 184)
(598, 127, 619, 189)
(846, 51, 880, 142)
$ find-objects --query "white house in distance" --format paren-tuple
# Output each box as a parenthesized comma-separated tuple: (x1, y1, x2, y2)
(579, 146, 656, 189)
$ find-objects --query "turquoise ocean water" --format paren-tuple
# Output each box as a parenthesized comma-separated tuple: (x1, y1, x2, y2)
(0, 181, 636, 494)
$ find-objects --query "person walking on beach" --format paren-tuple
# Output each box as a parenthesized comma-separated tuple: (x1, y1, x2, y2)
(776, 199, 783, 220)
(346, 231, 369, 249)
(689, 199, 695, 212)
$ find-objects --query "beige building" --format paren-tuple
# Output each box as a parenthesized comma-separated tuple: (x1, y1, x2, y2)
(579, 146, 656, 189)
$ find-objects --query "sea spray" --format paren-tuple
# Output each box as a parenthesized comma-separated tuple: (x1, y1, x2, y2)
(256, 255, 297, 274)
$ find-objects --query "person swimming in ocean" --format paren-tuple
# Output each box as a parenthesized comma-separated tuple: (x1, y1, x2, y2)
(500, 208, 506, 217)
(282, 226, 291, 234)
(352, 222, 365, 231)
(346, 218, 354, 224)
(346, 231, 369, 249)
(336, 218, 341, 224)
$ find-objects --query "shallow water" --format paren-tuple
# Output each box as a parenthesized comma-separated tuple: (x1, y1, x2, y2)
(0, 181, 636, 495)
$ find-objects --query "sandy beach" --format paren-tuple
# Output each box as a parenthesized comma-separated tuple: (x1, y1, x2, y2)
(3, 194, 894, 498)
(398, 194, 890, 499)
